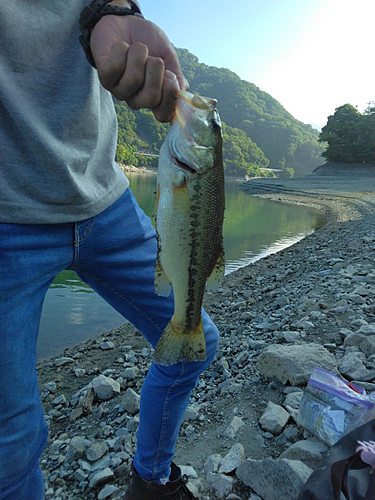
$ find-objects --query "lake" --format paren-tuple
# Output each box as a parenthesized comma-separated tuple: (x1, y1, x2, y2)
(37, 173, 325, 360)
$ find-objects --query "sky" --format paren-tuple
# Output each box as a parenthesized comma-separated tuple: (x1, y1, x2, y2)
(139, 0, 374, 129)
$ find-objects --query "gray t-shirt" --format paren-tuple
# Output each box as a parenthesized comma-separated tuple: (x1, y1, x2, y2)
(0, 0, 129, 224)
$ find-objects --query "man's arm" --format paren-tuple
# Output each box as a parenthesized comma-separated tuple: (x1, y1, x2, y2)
(90, 1, 188, 123)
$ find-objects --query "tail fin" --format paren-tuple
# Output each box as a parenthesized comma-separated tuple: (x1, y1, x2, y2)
(153, 318, 206, 366)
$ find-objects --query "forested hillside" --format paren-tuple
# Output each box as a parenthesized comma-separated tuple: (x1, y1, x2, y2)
(115, 48, 325, 177)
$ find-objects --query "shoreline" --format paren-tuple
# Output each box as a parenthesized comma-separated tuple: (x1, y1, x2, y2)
(239, 162, 375, 223)
(37, 164, 375, 499)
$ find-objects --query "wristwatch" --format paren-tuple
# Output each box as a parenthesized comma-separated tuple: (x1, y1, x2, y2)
(79, 0, 144, 68)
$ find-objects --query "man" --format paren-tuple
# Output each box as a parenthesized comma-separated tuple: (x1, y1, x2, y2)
(0, 1, 219, 499)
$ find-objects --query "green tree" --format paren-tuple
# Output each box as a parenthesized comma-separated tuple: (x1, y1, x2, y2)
(319, 104, 375, 163)
(222, 123, 269, 177)
(116, 143, 138, 166)
(135, 109, 168, 153)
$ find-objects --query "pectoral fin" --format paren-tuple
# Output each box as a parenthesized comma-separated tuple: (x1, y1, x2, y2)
(206, 244, 225, 291)
(154, 255, 172, 296)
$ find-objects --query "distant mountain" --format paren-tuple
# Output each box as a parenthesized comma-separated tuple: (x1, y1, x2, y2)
(115, 48, 325, 178)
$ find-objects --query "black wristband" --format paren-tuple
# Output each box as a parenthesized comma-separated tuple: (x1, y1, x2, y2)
(79, 0, 144, 68)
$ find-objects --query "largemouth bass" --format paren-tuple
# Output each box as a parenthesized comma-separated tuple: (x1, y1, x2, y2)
(153, 90, 225, 366)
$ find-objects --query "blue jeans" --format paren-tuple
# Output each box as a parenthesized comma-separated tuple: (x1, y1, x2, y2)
(0, 189, 219, 499)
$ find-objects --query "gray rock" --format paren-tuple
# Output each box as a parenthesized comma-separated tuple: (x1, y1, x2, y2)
(282, 331, 300, 343)
(205, 454, 222, 474)
(100, 341, 115, 350)
(360, 336, 375, 357)
(64, 436, 92, 465)
(284, 391, 303, 410)
(206, 472, 234, 499)
(338, 351, 375, 380)
(236, 458, 312, 500)
(52, 394, 66, 405)
(279, 439, 328, 468)
(55, 357, 74, 367)
(219, 443, 246, 473)
(71, 468, 88, 482)
(179, 465, 198, 479)
(122, 388, 140, 415)
(184, 404, 199, 422)
(256, 344, 338, 385)
(357, 324, 375, 336)
(74, 368, 86, 378)
(90, 453, 111, 472)
(343, 333, 367, 348)
(121, 367, 139, 380)
(347, 293, 365, 304)
(259, 402, 290, 435)
(340, 328, 354, 338)
(224, 416, 245, 439)
(91, 375, 121, 401)
(44, 381, 57, 393)
(98, 484, 120, 500)
(85, 442, 109, 462)
(292, 318, 315, 330)
(88, 467, 114, 489)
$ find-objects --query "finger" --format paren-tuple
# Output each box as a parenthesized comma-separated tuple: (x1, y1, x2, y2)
(126, 56, 165, 110)
(99, 42, 149, 100)
(177, 74, 190, 91)
(152, 70, 180, 123)
(96, 40, 130, 92)
(159, 47, 189, 91)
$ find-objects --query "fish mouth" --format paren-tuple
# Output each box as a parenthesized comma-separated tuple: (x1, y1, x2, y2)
(173, 156, 197, 175)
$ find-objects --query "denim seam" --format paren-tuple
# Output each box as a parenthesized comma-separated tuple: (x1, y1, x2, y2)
(76, 217, 95, 243)
(70, 218, 95, 269)
(153, 362, 186, 478)
(72, 266, 164, 333)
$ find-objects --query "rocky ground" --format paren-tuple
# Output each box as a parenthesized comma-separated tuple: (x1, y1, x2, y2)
(37, 164, 375, 499)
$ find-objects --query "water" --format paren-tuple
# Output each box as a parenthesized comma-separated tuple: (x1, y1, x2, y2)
(37, 173, 325, 360)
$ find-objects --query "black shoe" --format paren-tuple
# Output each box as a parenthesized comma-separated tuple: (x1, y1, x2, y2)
(123, 462, 198, 500)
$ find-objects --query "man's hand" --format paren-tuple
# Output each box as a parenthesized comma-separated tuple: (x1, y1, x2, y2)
(90, 13, 188, 123)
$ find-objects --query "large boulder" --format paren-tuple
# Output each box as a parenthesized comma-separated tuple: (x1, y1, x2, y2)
(256, 343, 338, 385)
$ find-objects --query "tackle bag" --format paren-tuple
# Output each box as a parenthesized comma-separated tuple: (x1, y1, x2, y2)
(299, 418, 375, 500)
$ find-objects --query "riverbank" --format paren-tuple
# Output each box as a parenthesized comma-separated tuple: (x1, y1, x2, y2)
(240, 162, 375, 222)
(119, 163, 157, 175)
(38, 164, 375, 499)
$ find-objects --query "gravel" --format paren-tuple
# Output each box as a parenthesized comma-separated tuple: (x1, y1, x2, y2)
(37, 164, 375, 499)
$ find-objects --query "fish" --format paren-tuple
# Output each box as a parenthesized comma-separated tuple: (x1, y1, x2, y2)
(153, 90, 225, 366)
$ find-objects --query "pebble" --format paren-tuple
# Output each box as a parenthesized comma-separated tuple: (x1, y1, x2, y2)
(224, 416, 245, 439)
(122, 388, 140, 415)
(218, 443, 245, 473)
(100, 341, 115, 350)
(54, 357, 74, 367)
(91, 375, 121, 401)
(259, 402, 290, 435)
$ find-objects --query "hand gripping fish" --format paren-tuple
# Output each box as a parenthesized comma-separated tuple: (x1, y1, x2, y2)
(153, 91, 225, 366)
